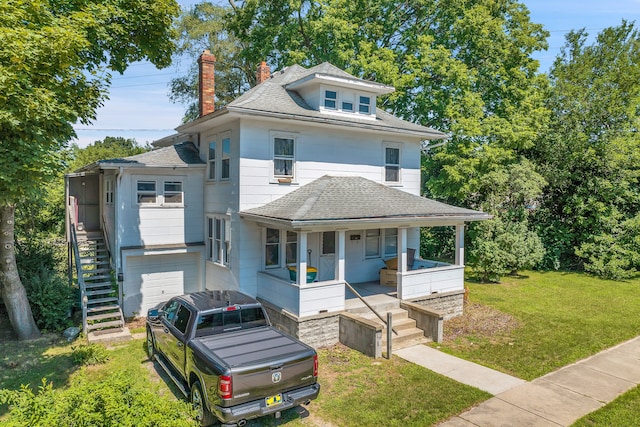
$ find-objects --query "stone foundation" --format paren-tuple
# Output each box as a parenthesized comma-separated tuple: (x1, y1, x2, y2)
(407, 289, 465, 320)
(259, 298, 340, 349)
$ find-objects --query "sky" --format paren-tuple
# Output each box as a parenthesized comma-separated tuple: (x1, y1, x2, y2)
(71, 0, 640, 148)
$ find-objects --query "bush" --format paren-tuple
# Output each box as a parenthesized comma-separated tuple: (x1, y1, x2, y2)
(469, 218, 545, 282)
(71, 344, 110, 366)
(0, 374, 197, 427)
(15, 238, 75, 332)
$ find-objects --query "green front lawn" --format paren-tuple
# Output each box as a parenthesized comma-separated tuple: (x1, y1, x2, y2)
(572, 385, 640, 426)
(437, 270, 640, 380)
(1, 335, 489, 426)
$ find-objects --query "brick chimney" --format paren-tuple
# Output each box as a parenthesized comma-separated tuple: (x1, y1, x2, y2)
(256, 61, 271, 84)
(198, 50, 216, 117)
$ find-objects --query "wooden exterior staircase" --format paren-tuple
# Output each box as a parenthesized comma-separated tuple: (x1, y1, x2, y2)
(71, 229, 130, 342)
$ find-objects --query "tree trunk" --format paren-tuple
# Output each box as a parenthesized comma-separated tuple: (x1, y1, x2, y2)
(0, 204, 40, 340)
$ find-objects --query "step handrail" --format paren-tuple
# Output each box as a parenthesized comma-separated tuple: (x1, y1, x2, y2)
(344, 281, 398, 336)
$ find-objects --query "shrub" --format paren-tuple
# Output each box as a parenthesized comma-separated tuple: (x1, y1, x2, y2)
(15, 238, 76, 332)
(0, 374, 197, 427)
(71, 344, 110, 366)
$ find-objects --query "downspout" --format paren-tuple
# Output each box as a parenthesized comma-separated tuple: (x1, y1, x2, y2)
(115, 167, 123, 306)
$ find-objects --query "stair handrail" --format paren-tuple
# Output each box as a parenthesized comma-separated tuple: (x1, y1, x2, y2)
(344, 281, 398, 336)
(69, 218, 89, 336)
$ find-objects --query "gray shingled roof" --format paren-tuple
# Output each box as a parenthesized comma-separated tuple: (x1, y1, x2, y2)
(240, 176, 489, 225)
(94, 141, 205, 168)
(215, 62, 446, 139)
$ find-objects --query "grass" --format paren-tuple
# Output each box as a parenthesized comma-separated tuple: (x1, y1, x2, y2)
(571, 385, 640, 426)
(436, 270, 640, 380)
(1, 333, 489, 426)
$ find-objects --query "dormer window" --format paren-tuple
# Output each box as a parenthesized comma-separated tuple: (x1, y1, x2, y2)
(359, 96, 371, 114)
(324, 90, 337, 109)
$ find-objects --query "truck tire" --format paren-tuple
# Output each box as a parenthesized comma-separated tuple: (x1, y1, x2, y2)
(191, 380, 216, 426)
(146, 328, 155, 360)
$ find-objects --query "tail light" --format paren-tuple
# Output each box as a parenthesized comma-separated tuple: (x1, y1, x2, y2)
(218, 375, 232, 399)
(313, 354, 318, 377)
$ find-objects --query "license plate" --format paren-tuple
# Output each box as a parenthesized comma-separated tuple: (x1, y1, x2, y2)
(265, 394, 282, 407)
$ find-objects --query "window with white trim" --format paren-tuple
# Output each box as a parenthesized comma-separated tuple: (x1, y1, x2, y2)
(324, 90, 337, 109)
(208, 216, 229, 266)
(163, 181, 183, 204)
(358, 96, 371, 114)
(208, 141, 216, 180)
(365, 229, 381, 258)
(265, 228, 280, 268)
(384, 145, 401, 183)
(273, 136, 295, 179)
(341, 93, 354, 112)
(384, 228, 398, 256)
(137, 181, 157, 204)
(105, 179, 114, 205)
(221, 136, 231, 180)
(285, 231, 297, 265)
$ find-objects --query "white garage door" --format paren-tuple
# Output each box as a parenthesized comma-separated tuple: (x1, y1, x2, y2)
(124, 253, 200, 317)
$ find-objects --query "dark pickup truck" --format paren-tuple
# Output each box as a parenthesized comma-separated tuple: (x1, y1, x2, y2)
(146, 290, 320, 427)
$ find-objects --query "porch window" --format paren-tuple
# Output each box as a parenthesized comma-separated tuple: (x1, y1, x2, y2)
(273, 137, 295, 179)
(384, 146, 400, 183)
(265, 228, 280, 268)
(384, 228, 398, 256)
(365, 229, 381, 258)
(163, 181, 183, 204)
(221, 136, 231, 180)
(208, 216, 229, 266)
(208, 141, 216, 180)
(286, 231, 297, 265)
(137, 181, 157, 204)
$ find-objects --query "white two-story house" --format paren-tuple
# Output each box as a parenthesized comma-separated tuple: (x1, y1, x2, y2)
(66, 51, 489, 347)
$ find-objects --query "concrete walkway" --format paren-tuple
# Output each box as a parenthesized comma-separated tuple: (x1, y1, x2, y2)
(395, 336, 640, 427)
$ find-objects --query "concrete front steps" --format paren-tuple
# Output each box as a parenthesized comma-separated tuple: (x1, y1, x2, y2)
(361, 308, 430, 350)
(346, 295, 429, 351)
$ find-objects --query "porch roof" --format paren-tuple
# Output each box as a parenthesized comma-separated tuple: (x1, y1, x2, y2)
(75, 141, 205, 172)
(239, 175, 490, 229)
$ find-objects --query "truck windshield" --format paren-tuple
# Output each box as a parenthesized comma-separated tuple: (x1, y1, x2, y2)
(195, 307, 268, 337)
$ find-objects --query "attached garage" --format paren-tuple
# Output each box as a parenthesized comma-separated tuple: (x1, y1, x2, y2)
(123, 252, 201, 317)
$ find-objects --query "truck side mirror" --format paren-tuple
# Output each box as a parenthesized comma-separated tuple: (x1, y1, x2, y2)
(148, 308, 162, 321)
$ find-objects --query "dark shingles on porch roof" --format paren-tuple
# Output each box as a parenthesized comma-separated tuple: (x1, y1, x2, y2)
(240, 176, 488, 222)
(98, 141, 204, 167)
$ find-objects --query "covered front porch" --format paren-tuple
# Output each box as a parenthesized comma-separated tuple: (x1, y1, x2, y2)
(253, 226, 467, 317)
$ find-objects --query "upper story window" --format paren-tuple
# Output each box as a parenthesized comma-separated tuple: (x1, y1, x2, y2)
(384, 145, 401, 183)
(136, 178, 184, 206)
(137, 181, 157, 204)
(208, 141, 216, 180)
(221, 137, 231, 180)
(324, 90, 337, 109)
(163, 181, 183, 204)
(273, 136, 295, 179)
(358, 96, 371, 114)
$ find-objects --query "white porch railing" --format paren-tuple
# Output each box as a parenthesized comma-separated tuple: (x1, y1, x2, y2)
(398, 262, 465, 300)
(257, 271, 345, 317)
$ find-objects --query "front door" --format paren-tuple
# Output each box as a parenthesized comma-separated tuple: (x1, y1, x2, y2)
(319, 231, 335, 281)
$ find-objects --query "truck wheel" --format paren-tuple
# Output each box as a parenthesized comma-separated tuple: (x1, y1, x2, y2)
(146, 328, 155, 360)
(191, 381, 216, 426)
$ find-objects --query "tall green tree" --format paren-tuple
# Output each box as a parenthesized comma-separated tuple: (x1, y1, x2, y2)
(530, 21, 640, 278)
(0, 0, 179, 340)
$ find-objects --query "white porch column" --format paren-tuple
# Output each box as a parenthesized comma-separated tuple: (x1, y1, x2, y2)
(297, 231, 308, 285)
(455, 224, 465, 266)
(398, 228, 408, 273)
(336, 230, 346, 282)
